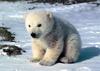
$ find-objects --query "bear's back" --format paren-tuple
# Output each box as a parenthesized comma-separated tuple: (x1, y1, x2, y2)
(53, 15, 79, 35)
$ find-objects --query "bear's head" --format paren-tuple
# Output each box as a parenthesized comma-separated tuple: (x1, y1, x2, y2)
(25, 11, 54, 39)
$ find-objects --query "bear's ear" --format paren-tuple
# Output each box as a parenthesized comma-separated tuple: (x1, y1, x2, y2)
(23, 13, 28, 20)
(47, 12, 53, 20)
(23, 14, 27, 20)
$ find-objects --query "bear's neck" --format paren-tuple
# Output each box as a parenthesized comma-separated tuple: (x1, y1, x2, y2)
(45, 19, 58, 39)
(42, 18, 63, 48)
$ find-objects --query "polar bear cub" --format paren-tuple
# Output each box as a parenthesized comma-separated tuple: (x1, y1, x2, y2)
(25, 11, 81, 66)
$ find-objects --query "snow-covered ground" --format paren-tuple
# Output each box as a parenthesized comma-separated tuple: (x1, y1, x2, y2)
(0, 1, 100, 71)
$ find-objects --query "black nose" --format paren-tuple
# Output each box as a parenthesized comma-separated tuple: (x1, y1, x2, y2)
(31, 33, 36, 38)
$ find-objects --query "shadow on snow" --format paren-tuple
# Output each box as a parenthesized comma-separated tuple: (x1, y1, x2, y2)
(78, 47, 100, 62)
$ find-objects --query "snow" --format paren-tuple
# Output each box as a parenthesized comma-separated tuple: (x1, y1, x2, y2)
(0, 1, 100, 71)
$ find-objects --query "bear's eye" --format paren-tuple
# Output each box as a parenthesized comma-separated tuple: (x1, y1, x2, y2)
(28, 25, 31, 27)
(37, 24, 42, 27)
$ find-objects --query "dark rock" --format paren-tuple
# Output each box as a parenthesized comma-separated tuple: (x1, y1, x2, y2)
(0, 45, 26, 56)
(0, 27, 15, 42)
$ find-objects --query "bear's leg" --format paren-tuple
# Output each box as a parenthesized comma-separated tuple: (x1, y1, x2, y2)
(60, 34, 81, 63)
(31, 43, 45, 62)
(40, 39, 63, 66)
(39, 48, 62, 66)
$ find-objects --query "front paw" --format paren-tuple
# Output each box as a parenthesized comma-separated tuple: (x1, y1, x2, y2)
(39, 60, 55, 66)
(60, 57, 75, 63)
(30, 58, 41, 63)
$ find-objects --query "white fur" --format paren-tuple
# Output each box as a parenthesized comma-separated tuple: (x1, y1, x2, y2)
(25, 11, 81, 66)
